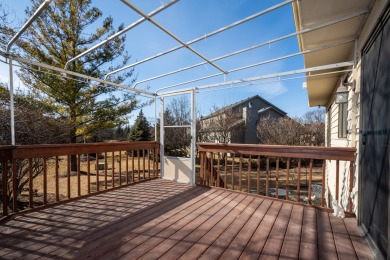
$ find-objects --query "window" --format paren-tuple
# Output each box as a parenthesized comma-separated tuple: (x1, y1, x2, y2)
(338, 103, 348, 138)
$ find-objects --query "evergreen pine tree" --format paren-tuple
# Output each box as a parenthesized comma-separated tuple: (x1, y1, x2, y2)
(12, 0, 138, 144)
(129, 110, 151, 141)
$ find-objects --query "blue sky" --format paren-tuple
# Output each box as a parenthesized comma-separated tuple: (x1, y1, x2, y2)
(1, 0, 314, 125)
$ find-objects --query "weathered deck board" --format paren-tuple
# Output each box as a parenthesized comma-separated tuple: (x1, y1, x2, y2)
(239, 200, 283, 259)
(279, 204, 303, 260)
(103, 189, 227, 259)
(0, 179, 373, 259)
(158, 192, 244, 260)
(198, 197, 264, 259)
(178, 194, 254, 259)
(219, 198, 272, 259)
(260, 202, 293, 259)
(344, 217, 374, 260)
(330, 213, 359, 260)
(317, 210, 338, 260)
(299, 207, 318, 260)
(138, 191, 239, 260)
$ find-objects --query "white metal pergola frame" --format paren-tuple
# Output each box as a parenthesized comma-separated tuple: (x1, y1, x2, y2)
(2, 0, 362, 184)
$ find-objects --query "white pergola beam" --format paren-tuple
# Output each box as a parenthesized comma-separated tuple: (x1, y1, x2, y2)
(1, 52, 156, 97)
(105, 0, 294, 79)
(158, 61, 354, 95)
(155, 39, 355, 93)
(196, 69, 353, 94)
(120, 0, 227, 75)
(132, 9, 367, 88)
(64, 0, 180, 70)
(6, 0, 52, 53)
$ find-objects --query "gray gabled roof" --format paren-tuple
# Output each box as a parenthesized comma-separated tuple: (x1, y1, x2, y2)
(257, 106, 287, 116)
(201, 95, 287, 120)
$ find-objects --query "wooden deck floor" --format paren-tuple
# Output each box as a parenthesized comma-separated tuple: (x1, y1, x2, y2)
(0, 179, 373, 259)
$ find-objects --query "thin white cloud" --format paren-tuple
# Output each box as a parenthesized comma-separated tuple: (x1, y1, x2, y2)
(241, 80, 288, 99)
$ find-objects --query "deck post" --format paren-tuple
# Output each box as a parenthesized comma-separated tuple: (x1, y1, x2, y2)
(190, 89, 196, 185)
(159, 97, 164, 179)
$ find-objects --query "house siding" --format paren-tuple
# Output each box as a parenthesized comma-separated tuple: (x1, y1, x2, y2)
(325, 0, 386, 216)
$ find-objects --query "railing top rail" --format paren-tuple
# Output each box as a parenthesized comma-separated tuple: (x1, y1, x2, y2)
(0, 141, 159, 159)
(197, 143, 356, 161)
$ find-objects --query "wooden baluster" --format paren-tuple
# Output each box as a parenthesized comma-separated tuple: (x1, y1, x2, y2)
(266, 157, 269, 197)
(197, 151, 203, 185)
(199, 151, 203, 185)
(210, 152, 214, 186)
(87, 154, 91, 194)
(158, 147, 160, 177)
(276, 157, 279, 199)
(231, 154, 235, 190)
(206, 152, 209, 185)
(104, 152, 108, 189)
(286, 158, 290, 201)
(153, 148, 155, 178)
(321, 159, 326, 208)
(126, 151, 129, 184)
(349, 161, 354, 213)
(204, 151, 207, 185)
(55, 156, 59, 201)
(77, 154, 81, 197)
(112, 151, 115, 187)
(67, 155, 71, 198)
(143, 149, 146, 180)
(224, 153, 227, 189)
(151, 149, 154, 179)
(205, 152, 209, 186)
(132, 151, 135, 182)
(2, 160, 8, 215)
(297, 158, 301, 202)
(96, 153, 100, 192)
(148, 149, 151, 179)
(12, 160, 17, 212)
(155, 148, 157, 177)
(336, 160, 339, 202)
(308, 159, 313, 205)
(43, 157, 47, 205)
(28, 158, 33, 208)
(217, 153, 221, 187)
(248, 155, 252, 193)
(239, 155, 243, 191)
(257, 156, 260, 195)
(119, 151, 122, 186)
(138, 150, 141, 181)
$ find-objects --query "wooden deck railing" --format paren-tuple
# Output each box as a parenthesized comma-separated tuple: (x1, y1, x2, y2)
(197, 143, 356, 213)
(0, 141, 159, 217)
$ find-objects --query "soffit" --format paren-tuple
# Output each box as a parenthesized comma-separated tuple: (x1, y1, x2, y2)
(294, 0, 374, 106)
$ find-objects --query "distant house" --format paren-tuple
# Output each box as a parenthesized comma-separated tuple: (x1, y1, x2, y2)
(199, 95, 287, 144)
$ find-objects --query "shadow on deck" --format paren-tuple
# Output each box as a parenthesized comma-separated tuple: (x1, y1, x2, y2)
(0, 179, 373, 259)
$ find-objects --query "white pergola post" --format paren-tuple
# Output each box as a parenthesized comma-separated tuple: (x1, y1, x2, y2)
(159, 96, 165, 179)
(9, 58, 15, 145)
(190, 89, 197, 185)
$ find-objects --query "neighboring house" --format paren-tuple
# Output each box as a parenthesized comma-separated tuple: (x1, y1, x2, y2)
(294, 0, 389, 258)
(199, 95, 287, 144)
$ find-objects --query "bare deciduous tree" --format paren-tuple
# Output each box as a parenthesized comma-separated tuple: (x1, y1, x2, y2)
(164, 96, 191, 156)
(301, 108, 325, 146)
(198, 105, 245, 144)
(256, 108, 325, 146)
(1, 85, 69, 211)
(257, 116, 304, 145)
